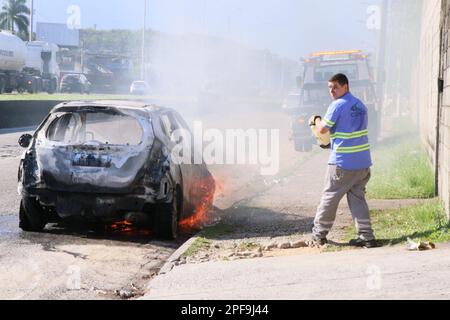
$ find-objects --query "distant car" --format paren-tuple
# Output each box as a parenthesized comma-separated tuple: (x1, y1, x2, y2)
(17, 100, 215, 239)
(60, 74, 91, 94)
(282, 93, 301, 114)
(130, 81, 150, 95)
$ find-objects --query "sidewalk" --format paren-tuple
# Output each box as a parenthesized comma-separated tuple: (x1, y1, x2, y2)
(142, 242, 450, 300)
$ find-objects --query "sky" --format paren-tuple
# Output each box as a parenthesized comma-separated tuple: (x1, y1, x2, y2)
(21, 0, 380, 60)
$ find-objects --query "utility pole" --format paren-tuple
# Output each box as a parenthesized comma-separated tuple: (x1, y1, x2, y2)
(29, 0, 34, 41)
(141, 0, 147, 80)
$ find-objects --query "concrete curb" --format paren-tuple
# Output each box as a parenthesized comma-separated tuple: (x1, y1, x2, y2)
(157, 235, 200, 275)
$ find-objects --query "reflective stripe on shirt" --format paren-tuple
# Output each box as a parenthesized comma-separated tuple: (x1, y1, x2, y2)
(323, 118, 335, 127)
(331, 130, 369, 140)
(335, 143, 371, 154)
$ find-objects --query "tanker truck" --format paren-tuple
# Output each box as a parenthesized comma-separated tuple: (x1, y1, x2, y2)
(0, 31, 59, 94)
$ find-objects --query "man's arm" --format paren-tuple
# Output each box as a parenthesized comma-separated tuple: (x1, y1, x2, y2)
(315, 118, 330, 135)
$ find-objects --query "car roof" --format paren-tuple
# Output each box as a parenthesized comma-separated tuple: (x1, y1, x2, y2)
(51, 100, 169, 113)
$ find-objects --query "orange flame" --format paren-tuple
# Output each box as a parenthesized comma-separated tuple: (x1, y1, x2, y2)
(179, 174, 216, 231)
(106, 220, 153, 237)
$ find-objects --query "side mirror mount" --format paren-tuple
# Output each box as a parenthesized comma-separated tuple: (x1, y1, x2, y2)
(18, 134, 33, 148)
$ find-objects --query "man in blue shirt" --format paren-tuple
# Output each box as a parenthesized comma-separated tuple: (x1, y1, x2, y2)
(310, 73, 378, 248)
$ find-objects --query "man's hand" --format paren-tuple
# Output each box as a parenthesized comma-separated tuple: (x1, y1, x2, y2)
(309, 115, 322, 127)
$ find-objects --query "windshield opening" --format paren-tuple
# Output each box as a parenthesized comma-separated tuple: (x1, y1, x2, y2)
(313, 64, 359, 82)
(46, 111, 143, 146)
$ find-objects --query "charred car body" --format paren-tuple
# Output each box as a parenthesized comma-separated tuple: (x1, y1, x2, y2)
(18, 100, 215, 239)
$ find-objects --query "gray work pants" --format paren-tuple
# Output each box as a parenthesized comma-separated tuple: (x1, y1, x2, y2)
(312, 165, 375, 241)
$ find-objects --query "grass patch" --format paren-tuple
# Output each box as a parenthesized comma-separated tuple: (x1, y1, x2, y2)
(181, 222, 235, 257)
(343, 200, 450, 246)
(368, 137, 434, 199)
(182, 237, 211, 257)
(201, 222, 235, 239)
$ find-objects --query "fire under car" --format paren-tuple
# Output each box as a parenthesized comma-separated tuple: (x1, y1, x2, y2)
(17, 100, 215, 239)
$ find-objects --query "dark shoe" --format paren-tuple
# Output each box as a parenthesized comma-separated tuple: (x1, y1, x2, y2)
(310, 235, 328, 246)
(349, 238, 379, 248)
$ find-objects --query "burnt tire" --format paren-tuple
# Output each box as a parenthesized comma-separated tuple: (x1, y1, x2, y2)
(155, 187, 180, 240)
(19, 197, 47, 232)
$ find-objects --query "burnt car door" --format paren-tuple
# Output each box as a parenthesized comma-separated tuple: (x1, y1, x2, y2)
(156, 111, 195, 216)
(170, 111, 215, 215)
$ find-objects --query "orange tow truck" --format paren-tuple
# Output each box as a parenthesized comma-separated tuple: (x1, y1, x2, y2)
(292, 50, 380, 152)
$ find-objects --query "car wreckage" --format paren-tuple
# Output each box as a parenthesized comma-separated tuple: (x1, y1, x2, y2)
(17, 100, 215, 239)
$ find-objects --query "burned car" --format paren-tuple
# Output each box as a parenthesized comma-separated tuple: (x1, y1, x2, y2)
(18, 100, 215, 239)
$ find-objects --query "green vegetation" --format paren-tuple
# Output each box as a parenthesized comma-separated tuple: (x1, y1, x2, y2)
(0, 0, 30, 40)
(182, 238, 211, 257)
(344, 200, 450, 246)
(368, 137, 435, 200)
(182, 223, 234, 257)
(200, 222, 235, 239)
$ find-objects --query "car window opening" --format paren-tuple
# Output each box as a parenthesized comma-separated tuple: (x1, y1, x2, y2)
(46, 111, 143, 146)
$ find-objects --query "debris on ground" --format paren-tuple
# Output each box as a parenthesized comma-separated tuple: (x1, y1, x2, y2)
(407, 238, 436, 251)
(115, 290, 135, 299)
(114, 282, 145, 300)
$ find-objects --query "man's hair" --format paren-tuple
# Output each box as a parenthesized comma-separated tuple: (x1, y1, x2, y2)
(329, 73, 349, 86)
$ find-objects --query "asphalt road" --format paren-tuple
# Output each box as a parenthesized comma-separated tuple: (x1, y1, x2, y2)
(0, 101, 305, 299)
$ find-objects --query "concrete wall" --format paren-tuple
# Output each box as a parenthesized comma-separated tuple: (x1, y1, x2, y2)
(381, 0, 450, 215)
(417, 0, 450, 216)
(418, 0, 442, 158)
(439, 0, 450, 216)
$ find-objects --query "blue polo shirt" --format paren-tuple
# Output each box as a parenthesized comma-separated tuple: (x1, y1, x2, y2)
(321, 92, 372, 171)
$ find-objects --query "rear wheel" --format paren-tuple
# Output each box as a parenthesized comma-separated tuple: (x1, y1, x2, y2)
(19, 197, 47, 232)
(155, 187, 181, 240)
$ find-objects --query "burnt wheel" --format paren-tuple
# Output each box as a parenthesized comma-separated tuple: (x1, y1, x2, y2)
(156, 187, 181, 240)
(19, 197, 47, 232)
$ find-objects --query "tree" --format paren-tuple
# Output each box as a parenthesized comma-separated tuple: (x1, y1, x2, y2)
(0, 0, 30, 40)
